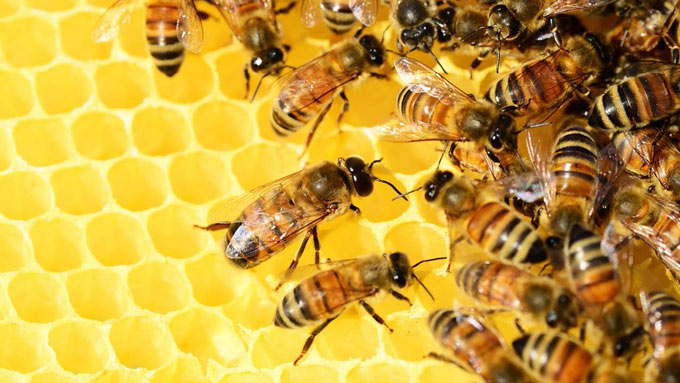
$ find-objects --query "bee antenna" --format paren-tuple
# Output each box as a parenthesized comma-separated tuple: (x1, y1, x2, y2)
(368, 158, 383, 170)
(496, 29, 501, 73)
(460, 25, 492, 42)
(412, 256, 447, 269)
(380, 22, 392, 44)
(385, 49, 406, 57)
(391, 186, 423, 201)
(428, 49, 448, 74)
(353, 26, 365, 40)
(250, 71, 272, 103)
(373, 176, 408, 201)
(413, 273, 435, 301)
(514, 121, 551, 134)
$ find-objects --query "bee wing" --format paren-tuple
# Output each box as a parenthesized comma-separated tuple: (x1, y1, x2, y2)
(372, 120, 467, 142)
(619, 60, 680, 78)
(589, 140, 630, 222)
(543, 0, 615, 17)
(525, 127, 554, 210)
(493, 171, 546, 203)
(178, 0, 204, 53)
(394, 57, 476, 106)
(601, 221, 634, 295)
(213, 0, 245, 39)
(91, 0, 139, 42)
(260, 0, 279, 28)
(300, 0, 322, 27)
(349, 0, 378, 26)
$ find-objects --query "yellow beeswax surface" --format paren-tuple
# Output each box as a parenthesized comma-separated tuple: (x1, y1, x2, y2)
(0, 1, 626, 382)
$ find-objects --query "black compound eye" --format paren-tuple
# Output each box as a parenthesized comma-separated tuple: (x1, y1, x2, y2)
(359, 35, 384, 66)
(489, 129, 504, 150)
(345, 156, 374, 196)
(267, 48, 284, 62)
(418, 22, 435, 36)
(389, 252, 410, 288)
(251, 56, 265, 71)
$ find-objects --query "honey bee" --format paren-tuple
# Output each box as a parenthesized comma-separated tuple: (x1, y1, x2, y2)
(300, 0, 377, 33)
(607, 7, 668, 55)
(274, 252, 442, 365)
(427, 309, 534, 383)
(589, 62, 680, 131)
(375, 57, 523, 180)
(92, 0, 207, 77)
(271, 32, 385, 150)
(390, 0, 454, 54)
(512, 331, 634, 383)
(195, 157, 405, 280)
(422, 171, 548, 270)
(640, 290, 680, 382)
(565, 223, 644, 357)
(485, 34, 612, 121)
(456, 260, 580, 329)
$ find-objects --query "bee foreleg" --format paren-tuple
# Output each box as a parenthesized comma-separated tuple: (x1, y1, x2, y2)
(311, 226, 320, 264)
(514, 318, 526, 334)
(193, 221, 232, 231)
(300, 101, 333, 158)
(293, 316, 338, 365)
(359, 300, 393, 333)
(276, 230, 313, 291)
(425, 352, 466, 370)
(243, 64, 251, 100)
(337, 90, 349, 129)
(274, 0, 297, 14)
(447, 235, 464, 272)
(389, 289, 412, 307)
(349, 204, 361, 215)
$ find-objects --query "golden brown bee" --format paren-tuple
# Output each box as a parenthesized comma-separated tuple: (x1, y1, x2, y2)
(195, 157, 405, 279)
(275, 252, 441, 365)
(607, 7, 668, 55)
(423, 171, 548, 270)
(485, 34, 611, 120)
(375, 57, 523, 180)
(271, 33, 385, 149)
(640, 290, 680, 383)
(92, 0, 207, 77)
(565, 223, 644, 357)
(427, 309, 534, 383)
(389, 0, 456, 55)
(512, 331, 634, 383)
(589, 62, 680, 131)
(300, 0, 377, 34)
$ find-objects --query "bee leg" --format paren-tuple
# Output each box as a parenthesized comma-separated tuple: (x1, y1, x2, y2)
(359, 300, 393, 333)
(311, 226, 320, 264)
(425, 352, 466, 370)
(337, 90, 349, 130)
(447, 235, 464, 272)
(628, 295, 642, 311)
(243, 64, 251, 100)
(579, 323, 586, 342)
(369, 72, 388, 79)
(349, 204, 361, 215)
(276, 230, 313, 291)
(194, 222, 231, 231)
(469, 49, 490, 75)
(275, 0, 297, 14)
(300, 101, 333, 158)
(389, 289, 412, 307)
(514, 318, 526, 334)
(293, 316, 338, 365)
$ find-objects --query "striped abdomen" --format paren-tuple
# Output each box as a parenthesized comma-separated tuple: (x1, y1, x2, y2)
(589, 72, 680, 130)
(225, 188, 307, 268)
(466, 201, 547, 265)
(512, 332, 593, 383)
(396, 87, 456, 129)
(613, 130, 653, 178)
(566, 224, 620, 306)
(643, 291, 680, 360)
(146, 0, 185, 77)
(456, 261, 527, 311)
(485, 56, 569, 113)
(321, 0, 357, 34)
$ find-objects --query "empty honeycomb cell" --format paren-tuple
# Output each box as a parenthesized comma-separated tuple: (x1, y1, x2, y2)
(169, 152, 230, 204)
(154, 55, 214, 103)
(0, 129, 13, 171)
(222, 279, 277, 330)
(30, 371, 80, 383)
(251, 327, 308, 369)
(147, 204, 206, 258)
(0, 223, 31, 272)
(49, 322, 110, 373)
(315, 315, 379, 361)
(14, 118, 72, 167)
(108, 158, 168, 211)
(193, 101, 254, 151)
(109, 316, 173, 369)
(307, 130, 375, 166)
(186, 253, 246, 306)
(31, 217, 85, 272)
(0, 323, 50, 373)
(118, 6, 147, 59)
(384, 222, 447, 264)
(169, 309, 246, 368)
(218, 372, 272, 383)
(60, 12, 112, 61)
(319, 220, 380, 261)
(151, 357, 206, 383)
(0, 0, 19, 17)
(280, 365, 339, 383)
(131, 106, 190, 155)
(0, 287, 9, 320)
(0, 16, 56, 67)
(231, 142, 299, 190)
(344, 76, 403, 128)
(35, 64, 92, 114)
(51, 165, 109, 215)
(376, 140, 440, 175)
(25, 0, 77, 10)
(0, 171, 51, 220)
(419, 363, 475, 383)
(127, 261, 189, 313)
(71, 111, 129, 160)
(0, 70, 34, 118)
(66, 269, 129, 321)
(86, 212, 149, 266)
(353, 166, 409, 223)
(91, 370, 150, 383)
(95, 62, 151, 109)
(215, 50, 251, 99)
(8, 273, 69, 323)
(383, 315, 438, 361)
(346, 363, 411, 383)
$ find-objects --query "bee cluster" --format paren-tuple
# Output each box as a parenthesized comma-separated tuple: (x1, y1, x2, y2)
(94, 0, 680, 381)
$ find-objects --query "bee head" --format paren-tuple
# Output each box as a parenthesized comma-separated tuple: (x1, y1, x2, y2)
(359, 35, 385, 67)
(424, 171, 453, 201)
(487, 113, 517, 152)
(487, 4, 521, 41)
(396, 0, 430, 27)
(399, 23, 436, 51)
(545, 292, 579, 329)
(339, 157, 406, 200)
(388, 252, 412, 288)
(434, 175, 476, 215)
(251, 47, 286, 72)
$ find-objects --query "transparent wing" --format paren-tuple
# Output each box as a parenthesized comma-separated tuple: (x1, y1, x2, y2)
(372, 120, 468, 142)
(213, 0, 245, 39)
(493, 171, 546, 203)
(543, 0, 616, 17)
(589, 140, 630, 222)
(91, 0, 139, 42)
(601, 221, 633, 295)
(394, 57, 476, 106)
(301, 0, 321, 27)
(178, 0, 204, 52)
(525, 127, 555, 210)
(261, 0, 278, 27)
(618, 60, 680, 78)
(349, 0, 377, 26)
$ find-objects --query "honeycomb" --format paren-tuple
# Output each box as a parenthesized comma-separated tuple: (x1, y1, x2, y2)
(0, 1, 601, 383)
